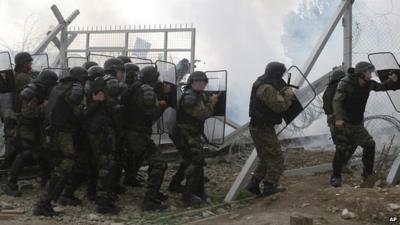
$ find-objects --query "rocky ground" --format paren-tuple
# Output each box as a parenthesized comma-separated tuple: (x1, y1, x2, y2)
(1, 149, 398, 225)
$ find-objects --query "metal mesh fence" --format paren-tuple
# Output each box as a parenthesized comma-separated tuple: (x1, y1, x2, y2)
(66, 26, 195, 66)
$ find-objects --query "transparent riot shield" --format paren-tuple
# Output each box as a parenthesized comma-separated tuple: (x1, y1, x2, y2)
(368, 52, 400, 113)
(67, 56, 87, 68)
(129, 56, 153, 65)
(203, 70, 227, 145)
(155, 60, 178, 137)
(275, 65, 317, 133)
(0, 51, 15, 94)
(225, 65, 316, 202)
(0, 52, 14, 158)
(88, 53, 113, 67)
(31, 53, 50, 78)
(136, 62, 156, 70)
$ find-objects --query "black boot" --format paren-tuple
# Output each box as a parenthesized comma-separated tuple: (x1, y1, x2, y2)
(95, 195, 121, 214)
(246, 176, 262, 196)
(58, 193, 82, 206)
(182, 193, 203, 206)
(168, 176, 185, 194)
(86, 185, 97, 202)
(32, 174, 65, 217)
(262, 182, 286, 197)
(182, 175, 203, 206)
(32, 202, 56, 217)
(330, 176, 342, 187)
(1, 183, 20, 197)
(156, 191, 169, 202)
(3, 151, 31, 196)
(142, 193, 168, 211)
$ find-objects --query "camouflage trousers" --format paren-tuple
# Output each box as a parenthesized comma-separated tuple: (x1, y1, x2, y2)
(249, 125, 284, 185)
(37, 131, 78, 205)
(174, 126, 206, 198)
(6, 123, 51, 186)
(332, 123, 375, 177)
(327, 115, 356, 172)
(124, 130, 167, 197)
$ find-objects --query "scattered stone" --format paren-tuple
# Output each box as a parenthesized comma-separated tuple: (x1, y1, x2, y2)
(229, 214, 240, 220)
(110, 223, 124, 225)
(246, 215, 254, 220)
(216, 208, 227, 214)
(341, 208, 356, 220)
(326, 206, 339, 213)
(0, 201, 14, 210)
(201, 210, 215, 217)
(300, 203, 310, 208)
(1, 208, 25, 214)
(88, 213, 100, 221)
(54, 206, 65, 213)
(388, 203, 400, 211)
(290, 213, 313, 225)
(169, 205, 177, 211)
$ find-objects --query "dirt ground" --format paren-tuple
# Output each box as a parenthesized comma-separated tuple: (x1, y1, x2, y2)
(1, 150, 398, 225)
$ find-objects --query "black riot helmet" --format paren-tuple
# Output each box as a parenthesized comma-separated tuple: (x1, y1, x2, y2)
(117, 55, 132, 64)
(14, 52, 33, 66)
(88, 66, 105, 80)
(91, 76, 106, 94)
(82, 61, 98, 70)
(355, 61, 375, 76)
(187, 71, 208, 86)
(124, 63, 140, 85)
(103, 58, 125, 75)
(35, 70, 58, 88)
(64, 66, 89, 83)
(264, 61, 287, 79)
(139, 66, 159, 85)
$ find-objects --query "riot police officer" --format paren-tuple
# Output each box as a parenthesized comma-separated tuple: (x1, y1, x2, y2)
(32, 67, 88, 216)
(246, 62, 294, 197)
(331, 62, 398, 187)
(122, 66, 168, 210)
(2, 70, 58, 196)
(174, 71, 218, 205)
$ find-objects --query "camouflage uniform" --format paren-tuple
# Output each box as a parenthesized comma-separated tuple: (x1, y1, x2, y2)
(103, 73, 127, 195)
(122, 72, 168, 210)
(331, 70, 397, 181)
(247, 62, 293, 196)
(2, 82, 50, 196)
(175, 87, 214, 203)
(322, 70, 357, 170)
(33, 75, 86, 216)
(14, 71, 33, 92)
(84, 83, 121, 213)
(1, 71, 34, 169)
(250, 82, 293, 185)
